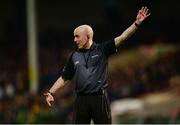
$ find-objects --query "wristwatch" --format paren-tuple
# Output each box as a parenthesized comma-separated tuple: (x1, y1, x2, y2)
(48, 92, 54, 96)
(134, 22, 140, 27)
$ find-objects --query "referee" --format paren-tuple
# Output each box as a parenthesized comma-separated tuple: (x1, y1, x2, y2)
(44, 6, 150, 124)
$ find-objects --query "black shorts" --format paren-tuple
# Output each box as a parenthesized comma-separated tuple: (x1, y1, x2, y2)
(73, 89, 112, 124)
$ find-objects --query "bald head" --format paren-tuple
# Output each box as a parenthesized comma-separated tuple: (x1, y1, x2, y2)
(73, 25, 94, 49)
(74, 25, 94, 39)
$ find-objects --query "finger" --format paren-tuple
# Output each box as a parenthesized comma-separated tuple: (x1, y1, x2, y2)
(138, 9, 142, 14)
(144, 8, 149, 15)
(146, 13, 151, 17)
(47, 101, 52, 107)
(141, 6, 144, 11)
(144, 6, 147, 12)
(46, 99, 52, 106)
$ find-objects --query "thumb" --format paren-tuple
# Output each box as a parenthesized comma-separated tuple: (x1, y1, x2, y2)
(47, 99, 52, 107)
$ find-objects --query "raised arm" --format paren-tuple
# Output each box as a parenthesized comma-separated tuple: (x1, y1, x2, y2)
(115, 6, 150, 47)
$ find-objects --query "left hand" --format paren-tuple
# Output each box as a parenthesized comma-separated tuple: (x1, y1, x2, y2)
(136, 6, 151, 24)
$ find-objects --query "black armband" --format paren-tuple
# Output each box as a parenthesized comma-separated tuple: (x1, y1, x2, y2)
(48, 92, 54, 96)
(134, 22, 140, 27)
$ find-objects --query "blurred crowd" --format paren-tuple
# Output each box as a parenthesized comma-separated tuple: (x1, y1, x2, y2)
(108, 46, 180, 101)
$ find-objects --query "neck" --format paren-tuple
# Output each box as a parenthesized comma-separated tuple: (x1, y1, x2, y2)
(84, 40, 93, 49)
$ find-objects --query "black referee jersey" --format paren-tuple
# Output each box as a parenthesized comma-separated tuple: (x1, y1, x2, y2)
(61, 40, 117, 94)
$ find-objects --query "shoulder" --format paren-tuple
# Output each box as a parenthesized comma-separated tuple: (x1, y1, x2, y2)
(95, 40, 116, 50)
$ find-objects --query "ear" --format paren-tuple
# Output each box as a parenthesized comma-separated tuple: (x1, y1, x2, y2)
(87, 33, 91, 40)
(87, 34, 90, 40)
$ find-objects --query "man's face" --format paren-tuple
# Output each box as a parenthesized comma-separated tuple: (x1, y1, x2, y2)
(74, 29, 88, 49)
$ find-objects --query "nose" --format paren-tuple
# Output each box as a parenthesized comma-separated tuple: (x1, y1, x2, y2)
(74, 38, 79, 45)
(74, 37, 77, 42)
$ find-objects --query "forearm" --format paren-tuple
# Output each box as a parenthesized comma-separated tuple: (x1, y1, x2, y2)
(49, 76, 68, 94)
(115, 21, 139, 46)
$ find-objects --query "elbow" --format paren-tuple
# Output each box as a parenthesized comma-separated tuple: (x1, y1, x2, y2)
(115, 36, 126, 45)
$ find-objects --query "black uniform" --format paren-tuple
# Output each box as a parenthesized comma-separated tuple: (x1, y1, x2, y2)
(61, 40, 117, 124)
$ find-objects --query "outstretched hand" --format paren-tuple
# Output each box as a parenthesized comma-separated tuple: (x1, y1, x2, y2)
(44, 92, 54, 107)
(136, 6, 151, 24)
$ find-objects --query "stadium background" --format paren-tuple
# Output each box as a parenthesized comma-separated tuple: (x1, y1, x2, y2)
(0, 0, 180, 123)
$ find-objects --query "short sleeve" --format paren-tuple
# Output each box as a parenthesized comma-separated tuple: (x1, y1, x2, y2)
(61, 53, 75, 80)
(102, 40, 117, 57)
